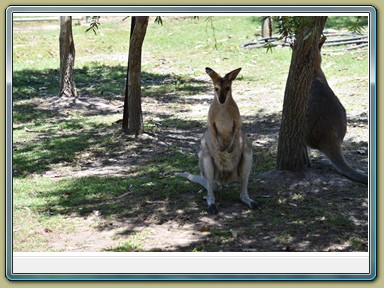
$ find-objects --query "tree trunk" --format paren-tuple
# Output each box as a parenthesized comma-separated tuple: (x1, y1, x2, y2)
(261, 17, 273, 38)
(59, 16, 76, 98)
(276, 16, 328, 171)
(122, 16, 149, 135)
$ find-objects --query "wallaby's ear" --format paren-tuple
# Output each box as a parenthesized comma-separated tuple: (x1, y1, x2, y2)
(318, 36, 326, 51)
(205, 67, 221, 82)
(224, 68, 242, 82)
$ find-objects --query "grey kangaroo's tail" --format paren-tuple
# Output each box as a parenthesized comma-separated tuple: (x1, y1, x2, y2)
(324, 146, 368, 184)
(175, 172, 208, 189)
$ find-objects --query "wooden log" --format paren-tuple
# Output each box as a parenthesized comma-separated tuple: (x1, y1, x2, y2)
(241, 33, 367, 50)
(323, 32, 354, 37)
(325, 35, 368, 43)
(241, 37, 280, 48)
(344, 43, 369, 50)
(324, 39, 368, 47)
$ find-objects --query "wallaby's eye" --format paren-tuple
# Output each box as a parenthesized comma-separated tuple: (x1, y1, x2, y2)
(214, 87, 219, 92)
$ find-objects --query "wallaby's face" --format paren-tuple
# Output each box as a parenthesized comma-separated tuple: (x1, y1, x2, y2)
(206, 67, 241, 104)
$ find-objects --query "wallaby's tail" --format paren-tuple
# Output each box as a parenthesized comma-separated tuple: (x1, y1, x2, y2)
(175, 172, 208, 190)
(323, 146, 368, 184)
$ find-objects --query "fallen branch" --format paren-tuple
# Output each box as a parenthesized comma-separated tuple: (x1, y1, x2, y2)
(240, 36, 287, 48)
(323, 39, 368, 47)
(241, 42, 291, 49)
(323, 32, 354, 37)
(324, 34, 368, 43)
(241, 33, 368, 50)
(344, 43, 368, 50)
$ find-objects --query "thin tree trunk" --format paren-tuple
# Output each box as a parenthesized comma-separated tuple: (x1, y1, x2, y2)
(122, 17, 136, 133)
(261, 17, 273, 38)
(59, 16, 76, 98)
(122, 16, 148, 136)
(276, 16, 328, 171)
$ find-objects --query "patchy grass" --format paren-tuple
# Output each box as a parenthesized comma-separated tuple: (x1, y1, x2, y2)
(12, 16, 369, 252)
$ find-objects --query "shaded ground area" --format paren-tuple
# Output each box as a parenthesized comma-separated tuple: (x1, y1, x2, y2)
(12, 64, 369, 253)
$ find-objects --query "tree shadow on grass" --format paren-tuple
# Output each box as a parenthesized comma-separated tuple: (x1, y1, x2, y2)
(33, 161, 368, 252)
(13, 118, 108, 177)
(14, 109, 368, 252)
(13, 102, 64, 125)
(13, 64, 210, 103)
(12, 65, 369, 252)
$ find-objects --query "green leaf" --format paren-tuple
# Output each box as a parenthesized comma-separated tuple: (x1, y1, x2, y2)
(348, 16, 364, 35)
(154, 16, 163, 26)
(85, 16, 101, 35)
(265, 41, 274, 53)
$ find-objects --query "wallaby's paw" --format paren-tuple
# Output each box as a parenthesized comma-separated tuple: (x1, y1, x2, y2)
(208, 204, 218, 215)
(240, 195, 260, 211)
(250, 200, 261, 212)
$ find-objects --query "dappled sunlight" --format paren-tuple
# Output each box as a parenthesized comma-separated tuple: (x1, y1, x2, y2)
(12, 16, 369, 253)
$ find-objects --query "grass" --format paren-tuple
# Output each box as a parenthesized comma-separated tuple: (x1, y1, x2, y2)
(11, 16, 369, 252)
(105, 229, 151, 252)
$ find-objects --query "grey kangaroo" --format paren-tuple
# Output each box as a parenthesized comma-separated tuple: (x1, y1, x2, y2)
(304, 36, 368, 184)
(175, 67, 258, 214)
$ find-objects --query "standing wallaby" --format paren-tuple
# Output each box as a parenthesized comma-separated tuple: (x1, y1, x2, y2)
(176, 67, 258, 214)
(304, 37, 368, 184)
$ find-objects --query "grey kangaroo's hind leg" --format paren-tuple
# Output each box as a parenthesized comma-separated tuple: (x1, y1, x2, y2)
(239, 148, 260, 210)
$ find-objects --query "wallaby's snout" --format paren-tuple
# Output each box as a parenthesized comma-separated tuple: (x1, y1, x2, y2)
(218, 88, 227, 104)
(206, 67, 241, 105)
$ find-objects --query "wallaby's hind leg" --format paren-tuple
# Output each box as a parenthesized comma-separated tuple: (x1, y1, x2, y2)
(320, 142, 368, 184)
(174, 172, 208, 190)
(238, 144, 259, 210)
(174, 170, 218, 213)
(200, 152, 219, 214)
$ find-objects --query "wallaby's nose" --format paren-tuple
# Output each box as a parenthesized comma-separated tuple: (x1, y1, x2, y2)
(219, 91, 226, 104)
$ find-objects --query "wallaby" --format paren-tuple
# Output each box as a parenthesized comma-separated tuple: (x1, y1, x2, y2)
(304, 36, 368, 184)
(176, 67, 258, 214)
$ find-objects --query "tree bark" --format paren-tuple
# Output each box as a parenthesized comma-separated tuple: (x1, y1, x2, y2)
(122, 16, 149, 136)
(59, 16, 76, 98)
(261, 17, 273, 38)
(276, 16, 328, 171)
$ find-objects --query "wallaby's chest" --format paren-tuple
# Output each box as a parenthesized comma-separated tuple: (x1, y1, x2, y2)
(215, 113, 235, 135)
(212, 149, 241, 182)
(209, 103, 239, 135)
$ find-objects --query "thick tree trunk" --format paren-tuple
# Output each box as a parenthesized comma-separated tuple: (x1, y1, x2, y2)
(59, 16, 76, 98)
(122, 16, 149, 135)
(276, 16, 328, 171)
